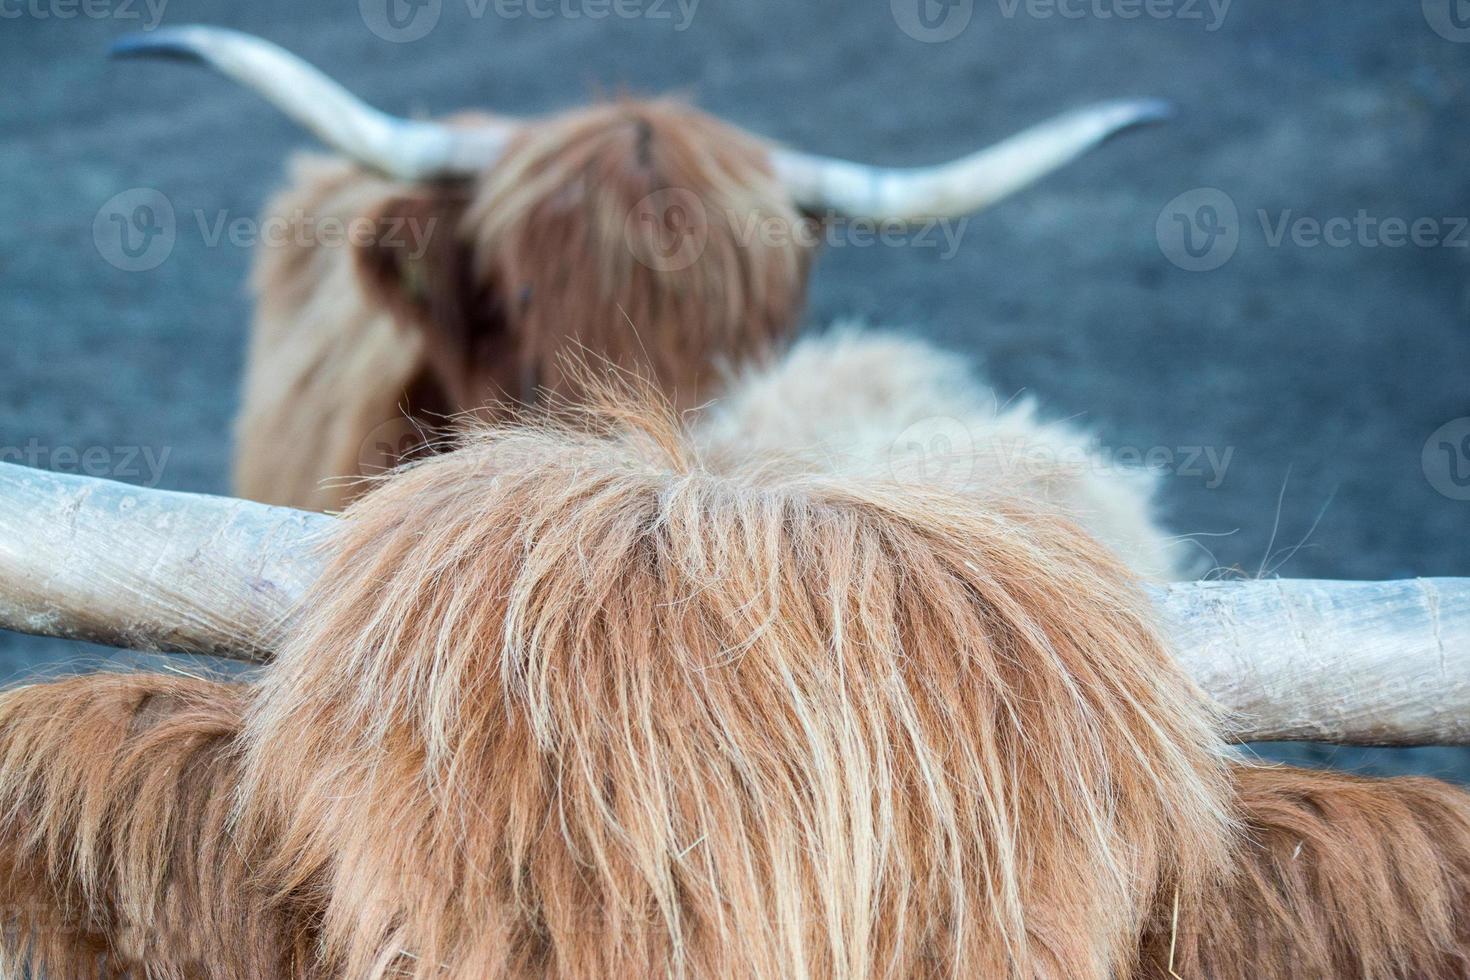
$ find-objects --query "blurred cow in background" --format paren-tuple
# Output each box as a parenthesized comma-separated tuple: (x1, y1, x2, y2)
(115, 26, 1170, 510)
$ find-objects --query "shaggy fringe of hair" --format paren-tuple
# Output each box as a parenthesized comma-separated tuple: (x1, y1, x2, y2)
(237, 155, 429, 511)
(466, 99, 810, 407)
(232, 391, 1232, 977)
(3, 391, 1470, 977)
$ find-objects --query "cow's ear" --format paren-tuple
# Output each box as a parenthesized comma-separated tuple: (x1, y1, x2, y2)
(354, 188, 510, 408)
(354, 188, 471, 330)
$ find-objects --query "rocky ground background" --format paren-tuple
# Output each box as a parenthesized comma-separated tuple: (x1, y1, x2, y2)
(3, 0, 1469, 777)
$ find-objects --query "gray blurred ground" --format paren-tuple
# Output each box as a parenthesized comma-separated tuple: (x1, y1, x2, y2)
(1, 0, 1468, 778)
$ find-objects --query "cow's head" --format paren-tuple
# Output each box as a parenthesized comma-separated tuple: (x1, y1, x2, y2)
(351, 99, 813, 411)
(114, 26, 1170, 410)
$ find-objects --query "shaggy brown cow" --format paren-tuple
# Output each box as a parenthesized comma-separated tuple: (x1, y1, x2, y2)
(113, 25, 1172, 511)
(2, 340, 1470, 977)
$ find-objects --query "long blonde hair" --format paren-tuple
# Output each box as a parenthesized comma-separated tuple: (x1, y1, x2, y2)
(238, 394, 1231, 977)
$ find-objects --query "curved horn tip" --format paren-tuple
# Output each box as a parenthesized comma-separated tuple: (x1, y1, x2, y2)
(1108, 97, 1177, 129)
(110, 27, 211, 62)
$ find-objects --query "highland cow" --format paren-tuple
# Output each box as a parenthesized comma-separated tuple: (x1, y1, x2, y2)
(2, 339, 1470, 977)
(113, 25, 1172, 511)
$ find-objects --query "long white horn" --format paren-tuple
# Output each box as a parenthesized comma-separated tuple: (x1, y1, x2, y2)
(770, 99, 1172, 221)
(1159, 578, 1470, 747)
(111, 25, 510, 180)
(2, 465, 1467, 747)
(0, 463, 329, 661)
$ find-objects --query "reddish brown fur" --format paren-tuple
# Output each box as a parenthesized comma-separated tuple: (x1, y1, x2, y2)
(3, 403, 1470, 977)
(0, 673, 312, 978)
(1140, 764, 1470, 979)
(240, 99, 813, 511)
(236, 158, 430, 512)
(230, 404, 1231, 978)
